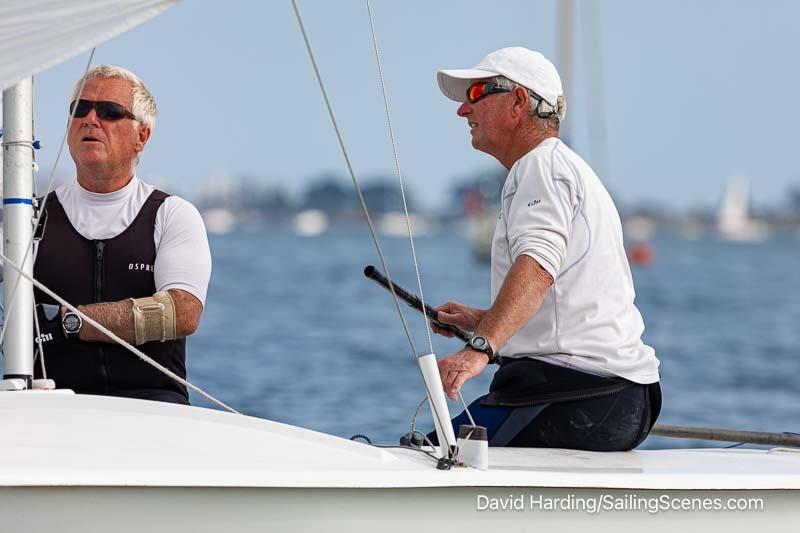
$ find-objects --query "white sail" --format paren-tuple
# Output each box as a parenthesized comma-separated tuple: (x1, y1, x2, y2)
(717, 177, 770, 241)
(0, 0, 179, 92)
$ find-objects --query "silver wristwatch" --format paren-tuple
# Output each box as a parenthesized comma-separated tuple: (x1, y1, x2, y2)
(466, 335, 498, 364)
(62, 311, 82, 340)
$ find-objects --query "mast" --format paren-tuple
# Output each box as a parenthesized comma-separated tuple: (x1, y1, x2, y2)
(556, 0, 575, 146)
(1, 78, 35, 390)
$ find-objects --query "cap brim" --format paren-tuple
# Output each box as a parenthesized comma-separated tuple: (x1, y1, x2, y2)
(437, 68, 498, 102)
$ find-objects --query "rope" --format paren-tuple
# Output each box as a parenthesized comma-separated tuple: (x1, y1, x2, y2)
(459, 393, 476, 426)
(349, 433, 372, 444)
(0, 48, 96, 351)
(0, 253, 239, 414)
(0, 140, 36, 149)
(410, 396, 427, 434)
(290, 0, 455, 452)
(375, 444, 440, 464)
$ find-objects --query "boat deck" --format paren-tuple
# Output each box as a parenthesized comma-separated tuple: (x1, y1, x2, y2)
(2, 392, 799, 490)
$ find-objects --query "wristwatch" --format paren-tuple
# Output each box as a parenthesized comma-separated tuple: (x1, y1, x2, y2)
(62, 311, 83, 340)
(466, 335, 498, 364)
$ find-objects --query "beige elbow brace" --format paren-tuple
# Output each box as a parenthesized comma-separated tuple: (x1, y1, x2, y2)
(130, 291, 177, 345)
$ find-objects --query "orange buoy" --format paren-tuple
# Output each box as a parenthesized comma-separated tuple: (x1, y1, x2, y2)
(627, 242, 654, 266)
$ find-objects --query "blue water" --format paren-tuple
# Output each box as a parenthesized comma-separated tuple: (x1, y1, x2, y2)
(189, 230, 800, 448)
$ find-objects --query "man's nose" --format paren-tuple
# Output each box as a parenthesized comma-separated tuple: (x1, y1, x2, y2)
(81, 107, 100, 124)
(457, 101, 471, 117)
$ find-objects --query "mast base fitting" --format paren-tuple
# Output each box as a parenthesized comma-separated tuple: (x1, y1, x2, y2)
(435, 444, 459, 470)
(436, 457, 456, 470)
(0, 375, 33, 391)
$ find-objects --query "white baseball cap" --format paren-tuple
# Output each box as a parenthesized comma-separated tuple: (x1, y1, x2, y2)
(437, 47, 563, 106)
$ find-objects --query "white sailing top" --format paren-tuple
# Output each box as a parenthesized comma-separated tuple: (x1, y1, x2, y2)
(51, 176, 212, 306)
(491, 137, 659, 384)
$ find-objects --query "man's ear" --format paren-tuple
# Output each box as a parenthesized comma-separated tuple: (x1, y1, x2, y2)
(135, 124, 151, 153)
(511, 86, 529, 118)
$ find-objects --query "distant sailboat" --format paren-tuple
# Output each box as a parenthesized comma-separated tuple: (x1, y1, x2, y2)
(717, 177, 769, 242)
(202, 208, 238, 235)
(293, 208, 328, 236)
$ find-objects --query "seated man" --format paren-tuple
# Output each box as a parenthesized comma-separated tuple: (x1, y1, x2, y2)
(430, 48, 661, 450)
(33, 65, 211, 404)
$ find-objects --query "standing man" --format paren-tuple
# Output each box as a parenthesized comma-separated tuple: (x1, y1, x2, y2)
(432, 48, 661, 450)
(33, 65, 211, 405)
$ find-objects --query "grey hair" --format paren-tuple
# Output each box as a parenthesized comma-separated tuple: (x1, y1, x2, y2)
(70, 65, 157, 131)
(490, 75, 566, 131)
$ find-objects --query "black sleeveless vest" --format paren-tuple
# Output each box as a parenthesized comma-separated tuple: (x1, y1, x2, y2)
(33, 190, 188, 402)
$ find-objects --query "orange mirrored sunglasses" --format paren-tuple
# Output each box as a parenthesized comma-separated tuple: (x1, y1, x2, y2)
(465, 81, 511, 104)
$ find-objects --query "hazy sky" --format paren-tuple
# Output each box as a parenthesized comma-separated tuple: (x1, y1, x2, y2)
(25, 0, 800, 211)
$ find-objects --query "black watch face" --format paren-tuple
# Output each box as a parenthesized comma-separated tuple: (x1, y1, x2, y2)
(471, 336, 487, 350)
(63, 313, 81, 333)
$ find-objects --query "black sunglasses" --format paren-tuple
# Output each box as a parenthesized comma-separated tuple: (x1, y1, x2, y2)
(69, 99, 137, 121)
(465, 81, 511, 104)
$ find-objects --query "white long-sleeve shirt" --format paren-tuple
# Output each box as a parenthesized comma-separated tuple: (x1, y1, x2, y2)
(491, 137, 660, 384)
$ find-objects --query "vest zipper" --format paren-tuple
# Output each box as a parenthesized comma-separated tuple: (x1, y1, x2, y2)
(94, 240, 110, 393)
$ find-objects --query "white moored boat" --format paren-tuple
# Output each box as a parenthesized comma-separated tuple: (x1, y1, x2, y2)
(2, 1, 799, 531)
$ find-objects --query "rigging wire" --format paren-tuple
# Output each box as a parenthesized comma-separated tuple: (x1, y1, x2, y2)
(365, 0, 477, 429)
(0, 47, 96, 350)
(459, 393, 476, 426)
(0, 253, 239, 414)
(365, 0, 434, 356)
(289, 0, 455, 452)
(375, 444, 440, 464)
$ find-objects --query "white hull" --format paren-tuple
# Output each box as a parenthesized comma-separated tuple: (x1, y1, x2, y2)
(2, 392, 799, 531)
